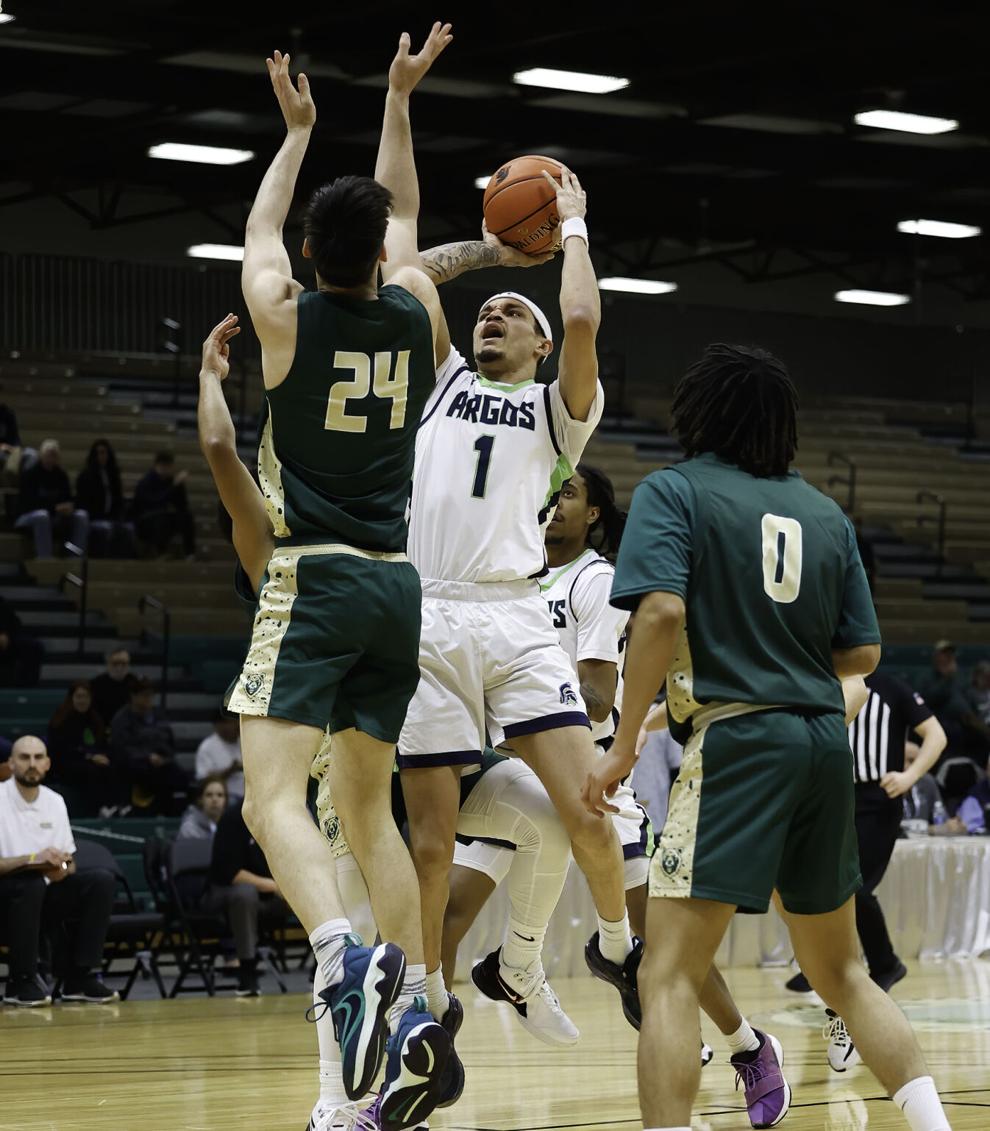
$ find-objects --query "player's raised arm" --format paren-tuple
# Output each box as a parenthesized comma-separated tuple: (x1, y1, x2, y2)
(242, 50, 310, 384)
(197, 314, 272, 592)
(547, 169, 601, 421)
(374, 23, 453, 276)
(420, 222, 555, 286)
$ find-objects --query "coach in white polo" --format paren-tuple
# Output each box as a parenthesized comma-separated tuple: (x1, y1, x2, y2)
(0, 735, 117, 1005)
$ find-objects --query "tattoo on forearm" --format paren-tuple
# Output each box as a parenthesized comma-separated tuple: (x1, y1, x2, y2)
(421, 241, 499, 285)
(580, 682, 610, 721)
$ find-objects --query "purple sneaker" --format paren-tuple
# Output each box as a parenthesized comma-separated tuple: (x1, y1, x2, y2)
(730, 1030, 791, 1129)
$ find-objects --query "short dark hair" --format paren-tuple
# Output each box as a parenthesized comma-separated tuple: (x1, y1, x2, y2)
(670, 343, 798, 478)
(304, 176, 393, 288)
(154, 451, 175, 466)
(131, 677, 154, 696)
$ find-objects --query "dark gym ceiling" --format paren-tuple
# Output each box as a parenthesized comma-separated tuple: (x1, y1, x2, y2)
(2, 2, 989, 315)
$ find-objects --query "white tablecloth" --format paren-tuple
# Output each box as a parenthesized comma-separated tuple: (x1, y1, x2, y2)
(453, 836, 990, 982)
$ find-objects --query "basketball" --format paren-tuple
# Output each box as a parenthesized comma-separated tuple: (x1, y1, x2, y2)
(483, 155, 565, 255)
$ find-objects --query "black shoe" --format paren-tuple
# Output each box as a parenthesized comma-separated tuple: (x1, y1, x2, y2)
(436, 991, 465, 1108)
(785, 971, 813, 994)
(3, 975, 52, 1008)
(235, 970, 261, 998)
(872, 959, 907, 994)
(583, 932, 643, 1031)
(62, 975, 119, 1003)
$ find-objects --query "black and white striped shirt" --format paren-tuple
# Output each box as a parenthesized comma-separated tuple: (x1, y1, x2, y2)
(848, 673, 933, 783)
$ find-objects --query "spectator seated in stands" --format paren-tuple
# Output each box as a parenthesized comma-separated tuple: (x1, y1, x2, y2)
(75, 439, 135, 558)
(109, 677, 189, 816)
(0, 593, 45, 689)
(205, 798, 289, 997)
(89, 647, 137, 727)
(968, 660, 990, 728)
(132, 451, 196, 560)
(0, 736, 118, 1005)
(15, 438, 90, 559)
(916, 639, 990, 765)
(46, 680, 115, 818)
(195, 709, 243, 801)
(956, 754, 989, 835)
(177, 775, 228, 841)
(0, 402, 37, 487)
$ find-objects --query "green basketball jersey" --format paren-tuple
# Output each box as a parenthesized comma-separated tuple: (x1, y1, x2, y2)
(259, 285, 435, 552)
(612, 453, 880, 738)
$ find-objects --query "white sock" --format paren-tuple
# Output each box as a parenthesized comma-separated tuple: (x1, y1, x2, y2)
(313, 964, 347, 1105)
(597, 912, 634, 965)
(501, 917, 546, 975)
(725, 1018, 760, 1055)
(309, 918, 353, 989)
(390, 962, 427, 1031)
(425, 966, 448, 1021)
(893, 1076, 950, 1131)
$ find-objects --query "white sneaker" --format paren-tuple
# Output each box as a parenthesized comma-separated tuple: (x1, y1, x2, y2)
(306, 1100, 379, 1130)
(701, 1041, 714, 1067)
(824, 1009, 861, 1072)
(518, 977, 581, 1047)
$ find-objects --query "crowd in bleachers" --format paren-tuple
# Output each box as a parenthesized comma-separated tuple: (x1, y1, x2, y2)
(1, 402, 197, 563)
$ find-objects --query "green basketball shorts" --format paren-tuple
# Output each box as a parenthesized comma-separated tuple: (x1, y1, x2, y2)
(228, 543, 422, 744)
(650, 706, 862, 915)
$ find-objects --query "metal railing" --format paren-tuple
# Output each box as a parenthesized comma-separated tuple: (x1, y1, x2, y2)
(59, 541, 89, 657)
(916, 490, 947, 576)
(827, 451, 857, 512)
(138, 595, 171, 711)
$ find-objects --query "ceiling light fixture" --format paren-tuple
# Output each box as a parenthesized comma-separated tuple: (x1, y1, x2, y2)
(187, 244, 245, 261)
(835, 289, 911, 307)
(598, 277, 678, 295)
(149, 142, 254, 165)
(513, 67, 629, 95)
(853, 110, 958, 135)
(475, 175, 491, 189)
(897, 218, 980, 239)
(0, 13, 16, 24)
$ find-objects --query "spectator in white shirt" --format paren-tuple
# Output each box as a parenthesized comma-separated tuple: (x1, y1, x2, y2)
(0, 736, 117, 1006)
(194, 710, 243, 800)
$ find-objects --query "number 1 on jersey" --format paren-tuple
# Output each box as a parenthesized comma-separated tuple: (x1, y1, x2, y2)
(471, 435, 495, 498)
(761, 513, 803, 603)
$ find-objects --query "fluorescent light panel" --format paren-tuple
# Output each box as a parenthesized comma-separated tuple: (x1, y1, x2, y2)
(187, 243, 245, 261)
(513, 67, 628, 95)
(897, 218, 980, 239)
(599, 277, 678, 295)
(148, 142, 254, 165)
(835, 289, 910, 307)
(475, 175, 491, 189)
(854, 110, 958, 135)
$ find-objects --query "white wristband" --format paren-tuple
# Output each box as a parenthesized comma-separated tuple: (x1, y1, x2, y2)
(561, 217, 589, 246)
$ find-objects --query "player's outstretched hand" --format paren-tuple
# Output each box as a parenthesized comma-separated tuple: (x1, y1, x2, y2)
(581, 744, 636, 818)
(267, 49, 316, 131)
(389, 22, 454, 97)
(482, 220, 556, 268)
(543, 167, 587, 224)
(201, 314, 241, 382)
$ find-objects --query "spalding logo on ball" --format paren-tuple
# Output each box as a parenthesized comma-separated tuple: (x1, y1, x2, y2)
(482, 155, 565, 256)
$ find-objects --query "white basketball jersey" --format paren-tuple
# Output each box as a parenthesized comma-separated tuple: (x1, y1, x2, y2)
(407, 347, 604, 583)
(540, 548, 628, 744)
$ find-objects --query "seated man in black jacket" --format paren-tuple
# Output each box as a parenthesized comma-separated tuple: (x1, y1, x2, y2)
(0, 594, 44, 689)
(109, 678, 189, 815)
(132, 451, 196, 559)
(15, 439, 90, 559)
(204, 798, 289, 996)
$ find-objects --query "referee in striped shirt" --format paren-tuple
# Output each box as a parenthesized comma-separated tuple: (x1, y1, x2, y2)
(789, 672, 946, 994)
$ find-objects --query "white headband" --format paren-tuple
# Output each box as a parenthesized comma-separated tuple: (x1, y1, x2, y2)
(482, 292, 553, 343)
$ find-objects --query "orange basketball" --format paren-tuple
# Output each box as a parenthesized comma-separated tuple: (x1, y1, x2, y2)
(483, 155, 565, 256)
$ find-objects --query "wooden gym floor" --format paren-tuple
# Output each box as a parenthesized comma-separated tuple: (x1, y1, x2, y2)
(1, 961, 988, 1130)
